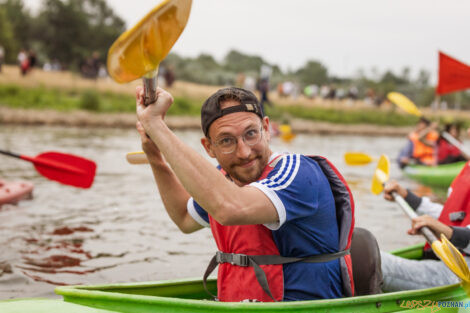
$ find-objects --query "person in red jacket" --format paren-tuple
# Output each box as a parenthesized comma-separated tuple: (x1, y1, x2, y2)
(381, 129, 470, 291)
(437, 123, 467, 164)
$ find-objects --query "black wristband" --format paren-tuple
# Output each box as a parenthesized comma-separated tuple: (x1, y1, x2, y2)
(450, 227, 470, 250)
(404, 189, 422, 210)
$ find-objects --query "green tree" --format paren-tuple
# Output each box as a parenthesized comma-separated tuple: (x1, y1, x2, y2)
(380, 70, 406, 85)
(0, 7, 17, 63)
(223, 49, 265, 74)
(295, 60, 329, 86)
(0, 0, 31, 47)
(33, 0, 125, 69)
(400, 66, 411, 84)
(416, 69, 430, 87)
(195, 53, 221, 71)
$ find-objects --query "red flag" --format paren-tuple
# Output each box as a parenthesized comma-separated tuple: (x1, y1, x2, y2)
(436, 51, 470, 95)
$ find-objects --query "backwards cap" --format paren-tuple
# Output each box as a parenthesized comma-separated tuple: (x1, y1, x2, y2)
(201, 87, 264, 136)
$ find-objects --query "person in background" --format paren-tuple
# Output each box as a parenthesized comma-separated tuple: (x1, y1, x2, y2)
(135, 86, 355, 302)
(257, 77, 271, 115)
(163, 65, 175, 88)
(28, 50, 37, 73)
(398, 117, 439, 168)
(437, 123, 467, 164)
(17, 49, 29, 76)
(381, 128, 470, 292)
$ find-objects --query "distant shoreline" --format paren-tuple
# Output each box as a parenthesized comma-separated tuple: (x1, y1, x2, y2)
(0, 106, 412, 136)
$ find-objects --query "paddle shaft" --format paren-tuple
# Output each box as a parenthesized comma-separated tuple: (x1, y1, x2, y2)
(392, 192, 439, 243)
(441, 131, 470, 159)
(143, 68, 158, 106)
(0, 149, 86, 174)
(0, 149, 20, 159)
(126, 151, 149, 164)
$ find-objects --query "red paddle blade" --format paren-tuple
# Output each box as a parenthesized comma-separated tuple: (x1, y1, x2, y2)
(27, 152, 96, 188)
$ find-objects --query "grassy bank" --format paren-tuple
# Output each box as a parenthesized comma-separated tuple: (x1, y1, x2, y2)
(0, 84, 201, 116)
(0, 83, 424, 126)
(0, 82, 469, 128)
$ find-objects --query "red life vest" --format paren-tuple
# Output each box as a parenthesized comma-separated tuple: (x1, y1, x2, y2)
(424, 161, 470, 252)
(206, 154, 355, 302)
(437, 138, 463, 163)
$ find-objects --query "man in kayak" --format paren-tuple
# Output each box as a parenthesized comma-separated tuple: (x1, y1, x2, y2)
(398, 117, 439, 168)
(381, 130, 470, 291)
(437, 123, 467, 164)
(135, 86, 355, 302)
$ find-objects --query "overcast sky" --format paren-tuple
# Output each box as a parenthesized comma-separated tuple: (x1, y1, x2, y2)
(23, 0, 470, 83)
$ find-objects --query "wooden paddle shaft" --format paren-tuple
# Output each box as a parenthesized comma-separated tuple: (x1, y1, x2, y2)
(393, 192, 439, 243)
(126, 152, 149, 164)
(143, 76, 158, 106)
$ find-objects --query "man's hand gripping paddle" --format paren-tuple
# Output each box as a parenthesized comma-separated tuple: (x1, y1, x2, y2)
(371, 154, 470, 289)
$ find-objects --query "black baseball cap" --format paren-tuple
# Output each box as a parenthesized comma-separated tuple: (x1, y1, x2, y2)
(201, 87, 264, 137)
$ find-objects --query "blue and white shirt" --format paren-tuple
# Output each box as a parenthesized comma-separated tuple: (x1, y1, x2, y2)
(187, 153, 343, 300)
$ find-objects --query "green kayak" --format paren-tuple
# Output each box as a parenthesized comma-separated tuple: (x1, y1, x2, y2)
(1, 243, 470, 313)
(403, 161, 466, 189)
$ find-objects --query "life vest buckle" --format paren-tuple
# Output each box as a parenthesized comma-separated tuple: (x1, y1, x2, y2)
(216, 251, 249, 267)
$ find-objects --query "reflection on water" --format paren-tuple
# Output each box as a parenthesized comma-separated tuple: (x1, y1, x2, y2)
(0, 125, 434, 299)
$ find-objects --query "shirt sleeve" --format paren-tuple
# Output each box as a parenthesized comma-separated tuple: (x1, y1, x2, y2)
(415, 197, 443, 219)
(186, 197, 210, 227)
(250, 154, 326, 230)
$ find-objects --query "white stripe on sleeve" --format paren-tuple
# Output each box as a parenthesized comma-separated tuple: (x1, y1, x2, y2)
(186, 198, 210, 227)
(250, 182, 286, 230)
(260, 154, 301, 191)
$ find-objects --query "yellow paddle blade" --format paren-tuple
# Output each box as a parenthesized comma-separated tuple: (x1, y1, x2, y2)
(126, 151, 149, 164)
(107, 0, 192, 83)
(441, 235, 470, 282)
(279, 124, 296, 143)
(344, 152, 374, 166)
(387, 92, 423, 117)
(371, 154, 390, 195)
(431, 235, 470, 284)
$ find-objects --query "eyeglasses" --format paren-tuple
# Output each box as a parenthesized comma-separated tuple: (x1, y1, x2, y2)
(211, 126, 263, 154)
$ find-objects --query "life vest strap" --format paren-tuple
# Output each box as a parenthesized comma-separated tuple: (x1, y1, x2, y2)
(203, 249, 350, 302)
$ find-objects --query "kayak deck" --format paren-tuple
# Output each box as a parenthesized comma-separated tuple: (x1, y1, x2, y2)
(2, 244, 469, 312)
(52, 244, 467, 313)
(0, 298, 116, 313)
(55, 278, 468, 313)
(403, 161, 465, 189)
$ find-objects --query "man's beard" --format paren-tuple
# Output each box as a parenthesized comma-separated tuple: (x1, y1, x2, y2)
(227, 156, 265, 185)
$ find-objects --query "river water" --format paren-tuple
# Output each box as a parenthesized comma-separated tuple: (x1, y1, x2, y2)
(0, 125, 434, 299)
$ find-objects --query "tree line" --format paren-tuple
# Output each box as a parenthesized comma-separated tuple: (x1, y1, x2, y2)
(0, 0, 125, 70)
(1, 0, 468, 109)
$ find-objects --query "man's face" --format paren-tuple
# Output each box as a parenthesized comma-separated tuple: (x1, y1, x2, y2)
(416, 121, 428, 132)
(201, 100, 272, 186)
